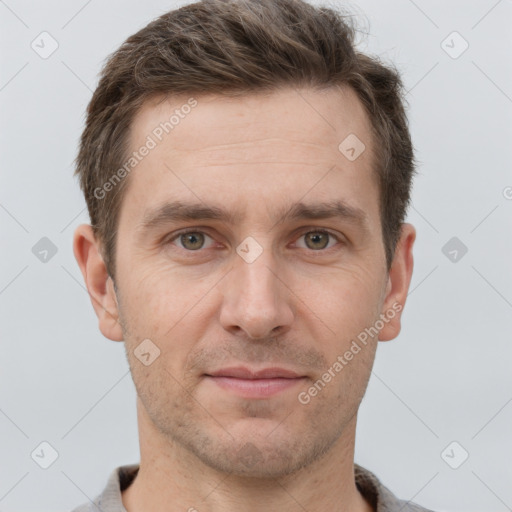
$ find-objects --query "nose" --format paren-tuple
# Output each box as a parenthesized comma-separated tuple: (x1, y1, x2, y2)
(218, 245, 294, 340)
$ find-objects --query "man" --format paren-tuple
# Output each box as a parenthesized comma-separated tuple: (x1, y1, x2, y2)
(71, 0, 433, 510)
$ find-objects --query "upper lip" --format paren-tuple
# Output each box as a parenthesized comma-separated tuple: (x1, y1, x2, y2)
(206, 367, 303, 379)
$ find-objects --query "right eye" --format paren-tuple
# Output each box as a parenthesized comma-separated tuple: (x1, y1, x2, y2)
(168, 230, 216, 251)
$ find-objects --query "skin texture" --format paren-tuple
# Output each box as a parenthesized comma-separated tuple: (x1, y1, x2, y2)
(74, 85, 416, 512)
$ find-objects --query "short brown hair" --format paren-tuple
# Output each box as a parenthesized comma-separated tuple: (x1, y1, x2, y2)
(74, 0, 415, 280)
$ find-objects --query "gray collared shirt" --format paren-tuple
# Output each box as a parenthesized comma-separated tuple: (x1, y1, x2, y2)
(71, 463, 435, 512)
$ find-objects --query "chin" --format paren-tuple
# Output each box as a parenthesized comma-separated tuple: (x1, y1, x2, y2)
(178, 425, 337, 479)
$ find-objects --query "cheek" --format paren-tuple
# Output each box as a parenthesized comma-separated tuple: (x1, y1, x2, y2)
(119, 261, 222, 368)
(123, 261, 207, 320)
(291, 264, 382, 335)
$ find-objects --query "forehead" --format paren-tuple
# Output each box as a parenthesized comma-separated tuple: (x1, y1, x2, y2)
(119, 86, 378, 229)
(131, 86, 373, 162)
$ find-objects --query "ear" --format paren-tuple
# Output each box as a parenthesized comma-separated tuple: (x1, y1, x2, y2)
(378, 223, 416, 342)
(73, 224, 124, 342)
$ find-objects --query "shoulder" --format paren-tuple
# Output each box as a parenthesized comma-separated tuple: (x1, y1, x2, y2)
(69, 503, 96, 512)
(354, 463, 437, 512)
(69, 464, 139, 512)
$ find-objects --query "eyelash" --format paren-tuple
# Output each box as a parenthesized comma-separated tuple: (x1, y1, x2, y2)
(166, 227, 344, 254)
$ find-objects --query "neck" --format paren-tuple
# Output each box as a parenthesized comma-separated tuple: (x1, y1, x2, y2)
(122, 399, 374, 512)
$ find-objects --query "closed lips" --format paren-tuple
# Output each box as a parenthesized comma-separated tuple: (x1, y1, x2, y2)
(205, 367, 303, 379)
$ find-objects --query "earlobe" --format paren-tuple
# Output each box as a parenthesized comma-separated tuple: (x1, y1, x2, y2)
(378, 223, 416, 342)
(73, 224, 124, 342)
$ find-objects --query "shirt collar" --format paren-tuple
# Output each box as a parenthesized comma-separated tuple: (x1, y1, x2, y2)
(89, 463, 431, 512)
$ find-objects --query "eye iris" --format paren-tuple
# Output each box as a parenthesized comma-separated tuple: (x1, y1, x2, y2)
(305, 232, 329, 250)
(181, 232, 204, 250)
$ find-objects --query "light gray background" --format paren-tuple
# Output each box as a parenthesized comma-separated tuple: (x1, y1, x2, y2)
(1, 0, 511, 511)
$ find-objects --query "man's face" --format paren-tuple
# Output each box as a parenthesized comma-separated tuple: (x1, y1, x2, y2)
(111, 86, 396, 477)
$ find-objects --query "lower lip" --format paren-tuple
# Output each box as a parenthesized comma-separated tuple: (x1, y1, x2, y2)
(205, 376, 306, 398)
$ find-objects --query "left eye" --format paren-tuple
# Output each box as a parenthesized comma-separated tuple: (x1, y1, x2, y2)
(296, 230, 339, 250)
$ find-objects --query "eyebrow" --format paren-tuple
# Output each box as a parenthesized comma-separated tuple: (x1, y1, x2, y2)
(136, 199, 370, 236)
